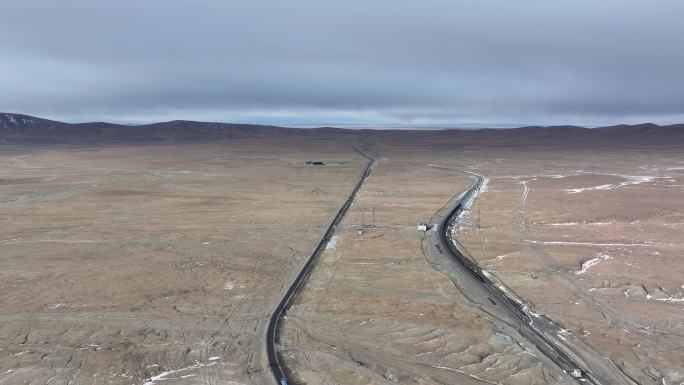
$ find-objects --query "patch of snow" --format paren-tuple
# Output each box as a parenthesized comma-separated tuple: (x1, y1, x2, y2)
(479, 175, 489, 193)
(430, 365, 492, 383)
(495, 252, 515, 260)
(655, 296, 684, 303)
(143, 361, 216, 385)
(325, 236, 337, 250)
(526, 240, 660, 247)
(576, 254, 612, 275)
(223, 281, 244, 290)
(566, 184, 613, 194)
(565, 175, 656, 194)
(208, 356, 221, 361)
(522, 304, 542, 318)
(495, 283, 523, 304)
(542, 221, 616, 226)
(503, 173, 575, 179)
(576, 258, 601, 275)
(521, 180, 529, 206)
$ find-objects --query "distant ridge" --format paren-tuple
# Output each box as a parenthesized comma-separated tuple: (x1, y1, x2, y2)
(1, 112, 682, 146)
(0, 113, 298, 143)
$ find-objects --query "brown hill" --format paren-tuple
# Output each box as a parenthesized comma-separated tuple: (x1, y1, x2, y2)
(1, 113, 682, 146)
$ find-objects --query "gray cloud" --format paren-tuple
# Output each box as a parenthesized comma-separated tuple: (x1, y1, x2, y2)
(1, 0, 683, 126)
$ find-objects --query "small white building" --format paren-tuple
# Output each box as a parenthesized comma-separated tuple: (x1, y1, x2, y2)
(417, 223, 429, 231)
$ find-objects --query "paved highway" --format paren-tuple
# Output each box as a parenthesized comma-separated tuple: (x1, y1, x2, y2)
(265, 149, 375, 385)
(427, 173, 635, 385)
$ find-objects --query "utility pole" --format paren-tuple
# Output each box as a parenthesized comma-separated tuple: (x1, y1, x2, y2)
(477, 206, 481, 230)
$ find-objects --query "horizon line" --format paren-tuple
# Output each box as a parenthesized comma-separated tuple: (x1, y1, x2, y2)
(2, 112, 679, 131)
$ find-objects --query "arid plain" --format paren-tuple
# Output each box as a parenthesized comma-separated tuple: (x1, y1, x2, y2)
(454, 147, 684, 385)
(279, 146, 569, 385)
(279, 144, 684, 385)
(0, 139, 367, 385)
(1, 132, 683, 385)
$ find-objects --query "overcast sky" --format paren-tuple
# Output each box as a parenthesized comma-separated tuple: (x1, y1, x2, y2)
(2, 0, 683, 126)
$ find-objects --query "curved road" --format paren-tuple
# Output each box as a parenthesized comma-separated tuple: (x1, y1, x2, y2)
(428, 173, 635, 385)
(265, 149, 375, 385)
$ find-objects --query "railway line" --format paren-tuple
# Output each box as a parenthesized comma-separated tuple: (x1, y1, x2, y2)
(265, 149, 375, 385)
(265, 158, 631, 385)
(429, 172, 633, 385)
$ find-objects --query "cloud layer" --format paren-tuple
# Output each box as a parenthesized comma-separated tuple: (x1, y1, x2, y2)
(2, 0, 683, 126)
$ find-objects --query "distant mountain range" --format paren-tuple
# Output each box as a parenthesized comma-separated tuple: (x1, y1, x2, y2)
(1, 112, 682, 146)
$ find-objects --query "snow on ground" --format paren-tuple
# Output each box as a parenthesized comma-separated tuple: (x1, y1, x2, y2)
(495, 252, 516, 260)
(526, 240, 662, 248)
(326, 236, 337, 250)
(654, 296, 684, 303)
(143, 361, 216, 385)
(520, 180, 529, 206)
(479, 175, 489, 193)
(502, 174, 575, 180)
(481, 269, 524, 304)
(540, 220, 616, 226)
(454, 173, 485, 225)
(565, 175, 656, 194)
(456, 192, 477, 222)
(223, 281, 245, 290)
(565, 184, 613, 194)
(576, 254, 612, 275)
